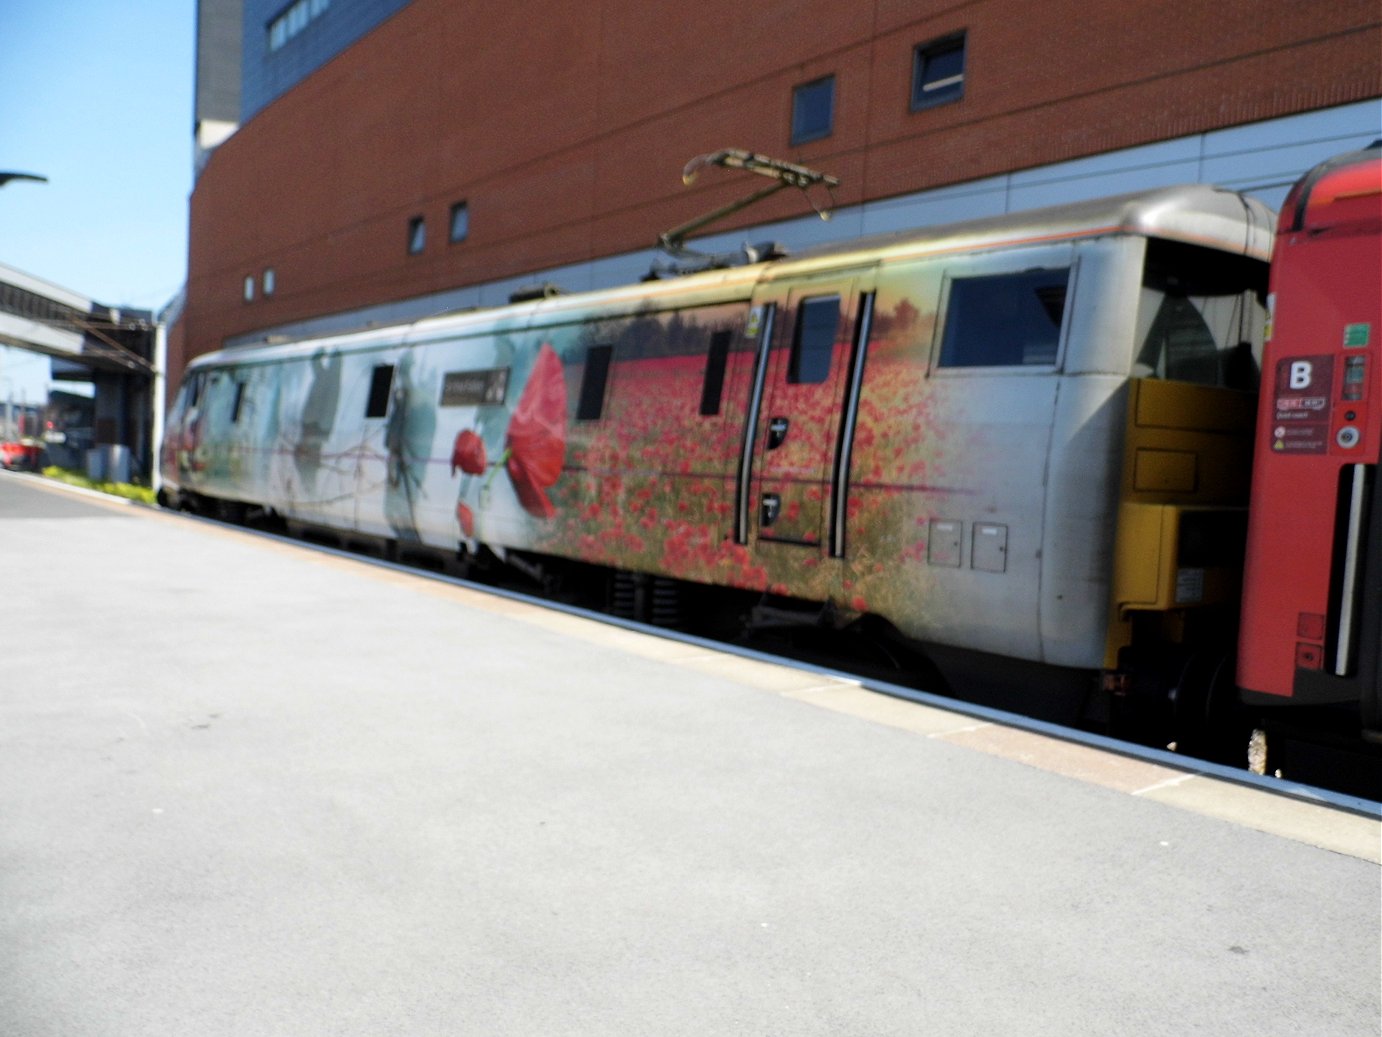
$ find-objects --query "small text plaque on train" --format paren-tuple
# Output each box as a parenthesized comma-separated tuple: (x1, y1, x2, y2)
(440, 367, 509, 407)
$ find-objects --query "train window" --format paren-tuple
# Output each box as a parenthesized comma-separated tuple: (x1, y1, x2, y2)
(576, 344, 613, 421)
(231, 382, 247, 424)
(1135, 241, 1267, 390)
(789, 295, 840, 384)
(170, 382, 190, 417)
(699, 330, 733, 416)
(365, 365, 395, 418)
(938, 268, 1068, 367)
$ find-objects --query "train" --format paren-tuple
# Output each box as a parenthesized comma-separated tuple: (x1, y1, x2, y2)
(160, 144, 1382, 772)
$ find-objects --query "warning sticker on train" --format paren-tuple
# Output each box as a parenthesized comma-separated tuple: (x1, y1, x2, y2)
(440, 367, 510, 407)
(1272, 355, 1334, 453)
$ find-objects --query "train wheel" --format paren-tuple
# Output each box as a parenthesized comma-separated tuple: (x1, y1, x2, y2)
(1169, 649, 1246, 764)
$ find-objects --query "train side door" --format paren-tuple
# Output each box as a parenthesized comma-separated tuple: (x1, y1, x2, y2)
(745, 277, 866, 549)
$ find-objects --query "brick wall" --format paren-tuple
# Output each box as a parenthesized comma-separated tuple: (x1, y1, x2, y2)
(184, 0, 1381, 361)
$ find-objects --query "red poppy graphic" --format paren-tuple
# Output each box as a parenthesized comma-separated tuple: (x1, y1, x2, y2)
(456, 501, 475, 538)
(451, 428, 486, 475)
(504, 343, 567, 519)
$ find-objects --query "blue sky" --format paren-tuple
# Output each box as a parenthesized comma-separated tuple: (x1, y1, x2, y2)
(1, 0, 194, 399)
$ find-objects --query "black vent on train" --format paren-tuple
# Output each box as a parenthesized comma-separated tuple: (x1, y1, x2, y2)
(609, 572, 682, 627)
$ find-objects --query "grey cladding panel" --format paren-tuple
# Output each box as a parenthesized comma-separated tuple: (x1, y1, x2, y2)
(972, 523, 1008, 573)
(928, 520, 962, 567)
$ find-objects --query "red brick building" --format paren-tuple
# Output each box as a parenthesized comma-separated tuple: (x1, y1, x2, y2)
(180, 0, 1382, 389)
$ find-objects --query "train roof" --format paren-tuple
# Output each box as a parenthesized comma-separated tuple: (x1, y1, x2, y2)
(1279, 141, 1382, 234)
(188, 183, 1274, 372)
(787, 182, 1275, 268)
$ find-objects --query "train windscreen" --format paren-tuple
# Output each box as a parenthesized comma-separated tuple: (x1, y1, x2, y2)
(1133, 240, 1268, 391)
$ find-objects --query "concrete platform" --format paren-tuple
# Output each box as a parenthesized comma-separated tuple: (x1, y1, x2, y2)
(1, 471, 1378, 1036)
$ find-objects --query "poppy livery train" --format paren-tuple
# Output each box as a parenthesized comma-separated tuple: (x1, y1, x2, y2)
(161, 145, 1382, 768)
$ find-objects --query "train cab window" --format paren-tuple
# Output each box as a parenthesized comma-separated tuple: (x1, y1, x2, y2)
(938, 268, 1068, 367)
(576, 344, 613, 421)
(231, 382, 247, 424)
(789, 295, 840, 384)
(1135, 241, 1268, 390)
(365, 364, 395, 418)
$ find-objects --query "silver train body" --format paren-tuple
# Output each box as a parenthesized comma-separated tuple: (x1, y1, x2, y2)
(163, 186, 1274, 677)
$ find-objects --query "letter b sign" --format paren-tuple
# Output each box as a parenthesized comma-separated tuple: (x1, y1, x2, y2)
(1289, 361, 1313, 389)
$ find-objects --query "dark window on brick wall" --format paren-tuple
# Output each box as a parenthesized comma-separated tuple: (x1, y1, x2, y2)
(407, 216, 426, 255)
(912, 34, 966, 110)
(449, 201, 469, 243)
(789, 295, 841, 384)
(791, 75, 835, 145)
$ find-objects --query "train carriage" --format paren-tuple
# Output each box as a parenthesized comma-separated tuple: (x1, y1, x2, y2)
(1238, 143, 1382, 745)
(162, 184, 1274, 733)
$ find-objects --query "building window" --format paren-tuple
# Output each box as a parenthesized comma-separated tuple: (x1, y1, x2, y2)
(449, 202, 469, 243)
(576, 345, 613, 421)
(262, 268, 276, 296)
(790, 75, 835, 145)
(912, 34, 966, 110)
(243, 275, 255, 302)
(407, 216, 426, 255)
(268, 0, 331, 52)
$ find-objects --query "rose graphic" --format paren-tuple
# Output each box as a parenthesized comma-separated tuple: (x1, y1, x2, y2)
(503, 343, 567, 519)
(451, 428, 486, 475)
(450, 342, 569, 535)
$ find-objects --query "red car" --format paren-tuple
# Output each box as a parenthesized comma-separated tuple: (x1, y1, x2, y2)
(0, 441, 43, 471)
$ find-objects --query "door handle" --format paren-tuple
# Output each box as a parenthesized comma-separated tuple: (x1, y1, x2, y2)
(760, 493, 781, 527)
(767, 416, 790, 450)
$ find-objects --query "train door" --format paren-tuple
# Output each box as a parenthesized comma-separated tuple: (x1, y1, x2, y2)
(741, 273, 874, 553)
(352, 358, 400, 536)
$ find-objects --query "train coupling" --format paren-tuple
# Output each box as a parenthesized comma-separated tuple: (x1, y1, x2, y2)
(1101, 671, 1131, 695)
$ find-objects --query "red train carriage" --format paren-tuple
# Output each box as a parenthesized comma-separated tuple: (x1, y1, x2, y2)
(1238, 143, 1382, 744)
